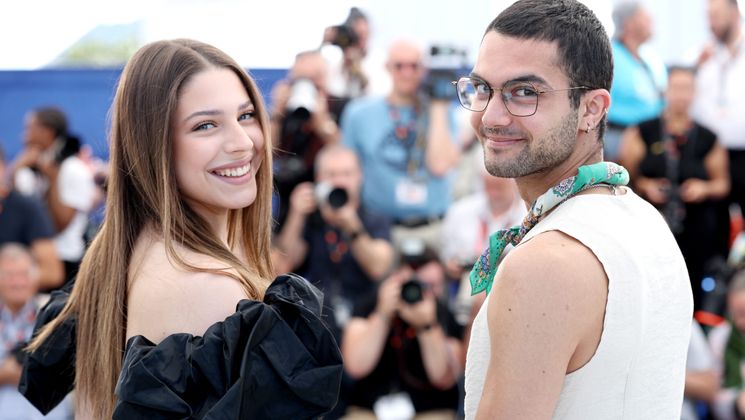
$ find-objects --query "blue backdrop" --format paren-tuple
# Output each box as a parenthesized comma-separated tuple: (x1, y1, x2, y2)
(0, 68, 288, 161)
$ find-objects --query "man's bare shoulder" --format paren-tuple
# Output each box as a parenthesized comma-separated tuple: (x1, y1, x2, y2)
(127, 234, 249, 343)
(498, 229, 607, 296)
(488, 229, 608, 355)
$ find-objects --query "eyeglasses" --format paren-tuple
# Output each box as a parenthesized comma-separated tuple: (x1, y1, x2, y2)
(391, 61, 422, 72)
(452, 77, 592, 116)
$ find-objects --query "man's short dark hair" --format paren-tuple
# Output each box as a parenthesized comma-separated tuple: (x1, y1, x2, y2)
(667, 65, 697, 78)
(486, 0, 613, 140)
(33, 107, 68, 138)
(0, 144, 5, 164)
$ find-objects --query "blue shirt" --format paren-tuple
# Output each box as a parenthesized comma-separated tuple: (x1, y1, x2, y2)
(341, 96, 457, 220)
(608, 40, 667, 127)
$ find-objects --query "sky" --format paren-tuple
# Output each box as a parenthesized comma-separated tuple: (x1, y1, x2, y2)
(1, 0, 723, 71)
(0, 0, 626, 70)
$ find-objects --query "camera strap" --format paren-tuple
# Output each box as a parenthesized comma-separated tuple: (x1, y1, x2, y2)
(388, 99, 428, 179)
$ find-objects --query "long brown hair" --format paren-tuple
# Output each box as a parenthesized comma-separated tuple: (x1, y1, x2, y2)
(28, 39, 275, 418)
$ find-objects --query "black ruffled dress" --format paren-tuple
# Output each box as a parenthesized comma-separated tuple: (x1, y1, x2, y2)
(19, 274, 344, 419)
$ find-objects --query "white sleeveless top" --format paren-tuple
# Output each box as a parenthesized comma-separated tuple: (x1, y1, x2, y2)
(464, 189, 692, 419)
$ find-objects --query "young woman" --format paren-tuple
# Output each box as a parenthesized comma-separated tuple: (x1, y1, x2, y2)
(20, 39, 342, 419)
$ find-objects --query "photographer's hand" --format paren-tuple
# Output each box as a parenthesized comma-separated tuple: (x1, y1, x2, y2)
(0, 356, 22, 386)
(375, 270, 407, 320)
(425, 101, 460, 176)
(399, 286, 463, 389)
(636, 176, 669, 205)
(275, 183, 316, 273)
(309, 94, 340, 143)
(679, 178, 709, 203)
(398, 287, 437, 330)
(289, 182, 317, 217)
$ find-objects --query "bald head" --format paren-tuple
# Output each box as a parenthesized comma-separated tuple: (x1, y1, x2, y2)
(386, 39, 426, 98)
(291, 50, 328, 93)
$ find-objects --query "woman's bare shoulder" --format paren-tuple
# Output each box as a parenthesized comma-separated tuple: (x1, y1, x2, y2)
(126, 232, 249, 344)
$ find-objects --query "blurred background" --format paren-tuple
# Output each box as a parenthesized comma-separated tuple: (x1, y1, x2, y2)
(0, 0, 724, 160)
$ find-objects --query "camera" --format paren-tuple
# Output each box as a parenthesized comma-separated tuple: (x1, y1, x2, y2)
(330, 24, 359, 49)
(315, 182, 349, 209)
(423, 44, 468, 100)
(286, 78, 318, 116)
(401, 276, 426, 304)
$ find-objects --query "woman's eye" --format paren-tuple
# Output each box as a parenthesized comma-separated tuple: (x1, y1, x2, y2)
(193, 122, 216, 131)
(238, 111, 256, 121)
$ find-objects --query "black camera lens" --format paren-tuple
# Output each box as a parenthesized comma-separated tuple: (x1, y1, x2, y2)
(401, 278, 424, 304)
(316, 183, 349, 209)
(327, 187, 349, 209)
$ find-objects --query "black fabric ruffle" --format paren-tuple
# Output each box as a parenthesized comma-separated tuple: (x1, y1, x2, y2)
(20, 274, 343, 419)
(18, 283, 76, 415)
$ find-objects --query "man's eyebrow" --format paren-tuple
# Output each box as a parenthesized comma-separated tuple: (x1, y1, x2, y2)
(468, 72, 549, 87)
(183, 100, 254, 123)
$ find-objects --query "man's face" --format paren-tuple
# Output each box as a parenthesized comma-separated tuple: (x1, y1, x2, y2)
(291, 53, 328, 94)
(0, 255, 40, 311)
(470, 32, 580, 179)
(665, 70, 696, 115)
(708, 0, 738, 42)
(23, 113, 55, 150)
(316, 150, 362, 200)
(630, 8, 653, 43)
(386, 43, 425, 97)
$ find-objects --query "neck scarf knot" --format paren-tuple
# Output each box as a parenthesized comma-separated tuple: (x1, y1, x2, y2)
(470, 162, 630, 295)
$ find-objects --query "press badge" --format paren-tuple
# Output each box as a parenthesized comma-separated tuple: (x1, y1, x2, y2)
(373, 392, 415, 420)
(395, 179, 428, 206)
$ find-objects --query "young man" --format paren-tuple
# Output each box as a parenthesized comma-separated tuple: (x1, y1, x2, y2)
(459, 1, 692, 418)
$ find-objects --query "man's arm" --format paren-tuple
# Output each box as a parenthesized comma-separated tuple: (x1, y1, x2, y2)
(425, 101, 460, 176)
(476, 231, 608, 419)
(275, 183, 314, 271)
(342, 273, 403, 378)
(31, 238, 64, 290)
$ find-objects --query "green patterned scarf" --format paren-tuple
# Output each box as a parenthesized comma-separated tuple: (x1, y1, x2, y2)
(470, 162, 630, 295)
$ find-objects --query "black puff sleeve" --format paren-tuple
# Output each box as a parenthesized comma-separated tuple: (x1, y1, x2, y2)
(112, 274, 343, 419)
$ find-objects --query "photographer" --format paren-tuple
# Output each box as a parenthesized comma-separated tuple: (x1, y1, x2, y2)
(271, 50, 342, 230)
(341, 241, 464, 419)
(321, 7, 371, 115)
(619, 66, 730, 310)
(11, 107, 95, 287)
(275, 144, 394, 334)
(341, 39, 461, 254)
(0, 243, 71, 418)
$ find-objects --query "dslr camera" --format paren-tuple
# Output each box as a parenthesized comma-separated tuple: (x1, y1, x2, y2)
(315, 182, 349, 209)
(398, 237, 438, 304)
(401, 276, 426, 304)
(330, 24, 359, 49)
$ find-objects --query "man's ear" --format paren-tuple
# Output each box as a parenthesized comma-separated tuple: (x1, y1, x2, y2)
(582, 89, 611, 131)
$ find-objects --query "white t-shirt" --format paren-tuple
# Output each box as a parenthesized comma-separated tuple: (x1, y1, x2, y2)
(53, 156, 95, 262)
(464, 189, 692, 419)
(691, 31, 745, 150)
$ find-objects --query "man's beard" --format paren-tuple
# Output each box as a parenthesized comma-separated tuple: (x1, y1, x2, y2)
(482, 108, 578, 179)
(715, 21, 735, 44)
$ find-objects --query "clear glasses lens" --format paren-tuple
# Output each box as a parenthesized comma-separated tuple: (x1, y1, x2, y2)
(456, 78, 539, 116)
